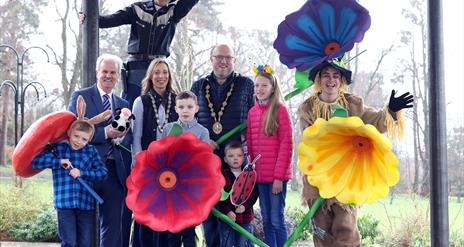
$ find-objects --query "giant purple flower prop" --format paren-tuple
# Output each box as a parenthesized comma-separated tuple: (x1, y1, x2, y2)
(273, 0, 371, 71)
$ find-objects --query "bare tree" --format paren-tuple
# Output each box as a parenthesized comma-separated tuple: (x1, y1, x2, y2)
(351, 43, 395, 105)
(46, 0, 82, 107)
(447, 125, 464, 202)
(225, 26, 304, 191)
(0, 0, 46, 168)
(169, 0, 225, 91)
(99, 0, 131, 60)
(394, 0, 429, 195)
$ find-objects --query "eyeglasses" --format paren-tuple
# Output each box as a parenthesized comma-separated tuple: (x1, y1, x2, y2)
(212, 55, 235, 61)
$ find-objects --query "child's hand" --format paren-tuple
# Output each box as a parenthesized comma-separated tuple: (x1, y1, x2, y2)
(272, 179, 283, 194)
(209, 140, 219, 150)
(235, 205, 245, 214)
(227, 211, 236, 222)
(61, 159, 72, 169)
(69, 168, 81, 178)
(78, 12, 86, 24)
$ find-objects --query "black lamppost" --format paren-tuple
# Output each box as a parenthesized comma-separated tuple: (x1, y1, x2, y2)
(427, 0, 449, 246)
(0, 44, 49, 145)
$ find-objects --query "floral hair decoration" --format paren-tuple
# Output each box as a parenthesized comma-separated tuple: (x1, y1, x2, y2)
(253, 64, 274, 76)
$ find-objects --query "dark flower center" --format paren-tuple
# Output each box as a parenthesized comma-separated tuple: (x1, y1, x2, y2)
(159, 170, 177, 190)
(351, 136, 372, 152)
(324, 42, 341, 55)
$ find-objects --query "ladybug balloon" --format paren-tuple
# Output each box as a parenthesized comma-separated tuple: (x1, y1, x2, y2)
(230, 154, 261, 206)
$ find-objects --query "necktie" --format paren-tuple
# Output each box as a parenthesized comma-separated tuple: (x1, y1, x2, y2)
(102, 94, 114, 158)
(102, 94, 111, 112)
(102, 94, 113, 125)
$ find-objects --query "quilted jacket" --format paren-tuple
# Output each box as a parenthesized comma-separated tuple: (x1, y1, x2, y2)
(246, 102, 293, 183)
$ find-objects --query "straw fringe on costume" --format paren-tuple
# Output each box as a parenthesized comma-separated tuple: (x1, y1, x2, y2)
(385, 108, 405, 141)
(298, 93, 404, 137)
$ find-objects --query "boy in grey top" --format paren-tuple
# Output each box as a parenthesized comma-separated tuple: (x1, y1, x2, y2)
(161, 90, 210, 142)
(160, 90, 209, 245)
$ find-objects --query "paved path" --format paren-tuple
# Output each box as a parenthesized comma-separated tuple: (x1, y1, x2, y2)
(292, 241, 315, 246)
(0, 242, 59, 247)
(0, 241, 314, 247)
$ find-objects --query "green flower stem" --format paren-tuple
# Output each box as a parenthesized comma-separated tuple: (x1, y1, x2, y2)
(212, 208, 268, 247)
(284, 88, 305, 101)
(216, 123, 247, 145)
(284, 196, 325, 247)
(116, 143, 131, 154)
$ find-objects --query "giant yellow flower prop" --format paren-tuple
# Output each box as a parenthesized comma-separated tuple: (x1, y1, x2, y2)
(298, 116, 399, 205)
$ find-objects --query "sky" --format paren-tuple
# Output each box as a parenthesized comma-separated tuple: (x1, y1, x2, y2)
(34, 0, 463, 124)
(217, 0, 463, 124)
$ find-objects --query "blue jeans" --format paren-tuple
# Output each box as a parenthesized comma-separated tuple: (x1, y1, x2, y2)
(219, 221, 253, 247)
(257, 182, 288, 247)
(167, 227, 196, 247)
(123, 60, 151, 108)
(203, 212, 220, 246)
(57, 208, 94, 247)
(132, 222, 168, 247)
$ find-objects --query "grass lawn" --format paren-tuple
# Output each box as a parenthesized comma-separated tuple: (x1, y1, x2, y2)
(360, 194, 464, 234)
(0, 177, 54, 203)
(0, 165, 53, 180)
(1, 168, 463, 240)
(2, 178, 462, 234)
(285, 190, 464, 235)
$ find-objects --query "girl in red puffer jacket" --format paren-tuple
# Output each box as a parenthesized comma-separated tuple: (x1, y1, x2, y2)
(247, 64, 293, 247)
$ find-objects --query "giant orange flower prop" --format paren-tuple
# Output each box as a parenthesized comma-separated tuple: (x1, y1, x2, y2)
(298, 116, 399, 205)
(126, 133, 224, 233)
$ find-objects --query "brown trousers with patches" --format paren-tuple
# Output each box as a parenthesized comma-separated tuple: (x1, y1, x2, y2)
(302, 175, 361, 247)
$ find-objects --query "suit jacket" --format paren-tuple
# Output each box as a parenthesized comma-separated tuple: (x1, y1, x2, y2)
(68, 84, 132, 186)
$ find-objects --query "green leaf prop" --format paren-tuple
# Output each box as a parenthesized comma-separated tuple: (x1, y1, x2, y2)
(167, 123, 183, 136)
(220, 188, 232, 201)
(331, 104, 348, 117)
(284, 70, 313, 101)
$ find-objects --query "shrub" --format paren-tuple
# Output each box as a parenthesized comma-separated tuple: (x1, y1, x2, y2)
(285, 206, 312, 241)
(378, 203, 430, 247)
(450, 230, 464, 247)
(0, 184, 45, 234)
(252, 208, 265, 241)
(252, 207, 312, 242)
(9, 207, 59, 242)
(357, 214, 380, 244)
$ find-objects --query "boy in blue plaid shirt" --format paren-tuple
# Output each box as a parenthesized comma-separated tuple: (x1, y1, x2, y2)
(32, 120, 108, 247)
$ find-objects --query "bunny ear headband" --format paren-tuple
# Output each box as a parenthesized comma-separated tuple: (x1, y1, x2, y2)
(68, 95, 112, 139)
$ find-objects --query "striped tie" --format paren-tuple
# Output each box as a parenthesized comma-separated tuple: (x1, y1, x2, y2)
(102, 94, 111, 112)
(102, 94, 113, 125)
(102, 94, 114, 158)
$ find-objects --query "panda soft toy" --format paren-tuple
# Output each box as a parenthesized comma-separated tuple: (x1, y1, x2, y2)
(112, 108, 135, 132)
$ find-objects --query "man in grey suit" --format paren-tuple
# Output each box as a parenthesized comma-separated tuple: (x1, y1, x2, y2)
(68, 54, 131, 247)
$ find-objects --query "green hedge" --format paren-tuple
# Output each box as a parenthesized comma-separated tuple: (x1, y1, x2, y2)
(0, 185, 44, 233)
(9, 207, 58, 242)
(0, 181, 58, 241)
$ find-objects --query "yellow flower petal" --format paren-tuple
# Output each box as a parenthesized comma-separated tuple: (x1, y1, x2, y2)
(297, 116, 400, 206)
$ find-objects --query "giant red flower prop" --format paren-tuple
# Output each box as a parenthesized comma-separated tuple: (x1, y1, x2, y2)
(126, 133, 224, 233)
